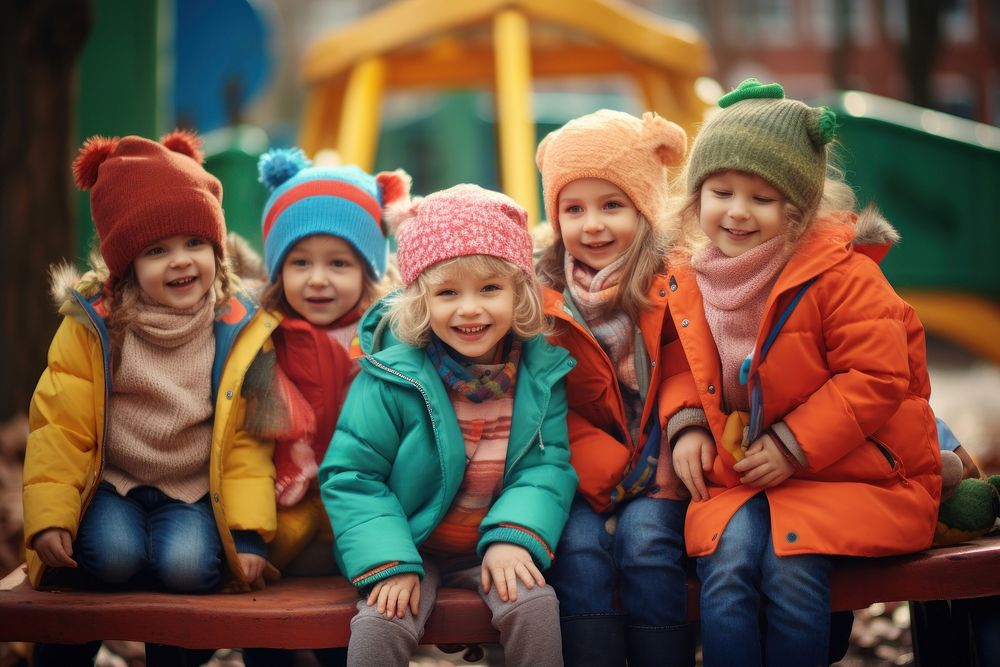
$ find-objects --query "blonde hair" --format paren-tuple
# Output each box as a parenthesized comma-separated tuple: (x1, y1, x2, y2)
(536, 213, 666, 323)
(667, 146, 857, 265)
(387, 255, 546, 348)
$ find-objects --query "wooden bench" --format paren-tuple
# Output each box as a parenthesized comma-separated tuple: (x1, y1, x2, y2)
(2, 537, 998, 652)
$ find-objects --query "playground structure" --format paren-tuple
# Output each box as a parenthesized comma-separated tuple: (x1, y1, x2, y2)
(297, 0, 711, 225)
(823, 91, 1000, 366)
(294, 0, 1000, 366)
(69, 0, 1000, 366)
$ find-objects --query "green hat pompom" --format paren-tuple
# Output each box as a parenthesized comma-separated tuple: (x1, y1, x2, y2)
(719, 78, 785, 109)
(807, 106, 838, 147)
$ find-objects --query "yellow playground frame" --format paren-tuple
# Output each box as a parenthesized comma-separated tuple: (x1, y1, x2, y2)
(297, 0, 1000, 366)
(298, 0, 710, 226)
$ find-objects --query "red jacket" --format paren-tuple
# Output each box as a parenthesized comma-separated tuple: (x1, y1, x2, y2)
(659, 212, 940, 557)
(544, 275, 686, 513)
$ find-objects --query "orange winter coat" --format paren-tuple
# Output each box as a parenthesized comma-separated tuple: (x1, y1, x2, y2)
(544, 276, 686, 513)
(659, 212, 940, 558)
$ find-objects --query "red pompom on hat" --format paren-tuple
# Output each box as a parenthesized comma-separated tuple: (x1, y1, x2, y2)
(72, 130, 226, 280)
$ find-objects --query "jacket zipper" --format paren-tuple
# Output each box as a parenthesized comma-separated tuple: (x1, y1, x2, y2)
(504, 392, 550, 483)
(869, 434, 909, 486)
(363, 354, 446, 515)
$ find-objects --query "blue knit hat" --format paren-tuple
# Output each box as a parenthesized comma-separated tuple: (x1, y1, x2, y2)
(258, 148, 411, 280)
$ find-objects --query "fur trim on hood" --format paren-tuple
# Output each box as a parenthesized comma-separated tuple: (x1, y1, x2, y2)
(48, 252, 108, 311)
(853, 204, 900, 247)
(226, 232, 267, 291)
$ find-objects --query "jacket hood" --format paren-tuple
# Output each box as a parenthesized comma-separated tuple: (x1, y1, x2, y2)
(48, 253, 109, 312)
(357, 291, 405, 356)
(49, 247, 253, 317)
(852, 205, 900, 247)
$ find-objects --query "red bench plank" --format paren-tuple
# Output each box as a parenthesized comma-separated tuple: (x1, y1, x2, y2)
(2, 537, 998, 649)
(0, 570, 497, 649)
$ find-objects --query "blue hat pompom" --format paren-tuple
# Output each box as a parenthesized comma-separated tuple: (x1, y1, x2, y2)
(258, 148, 311, 191)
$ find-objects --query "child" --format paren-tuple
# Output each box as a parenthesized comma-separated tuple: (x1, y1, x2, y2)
(533, 109, 693, 667)
(23, 132, 277, 662)
(241, 150, 409, 667)
(252, 147, 409, 572)
(662, 80, 941, 666)
(319, 184, 577, 667)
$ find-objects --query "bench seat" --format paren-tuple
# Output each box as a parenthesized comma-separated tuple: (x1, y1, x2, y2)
(1, 537, 998, 649)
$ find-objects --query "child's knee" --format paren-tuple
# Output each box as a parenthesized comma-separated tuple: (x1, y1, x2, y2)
(489, 582, 560, 625)
(350, 604, 422, 647)
(76, 529, 146, 585)
(82, 547, 146, 585)
(153, 543, 222, 592)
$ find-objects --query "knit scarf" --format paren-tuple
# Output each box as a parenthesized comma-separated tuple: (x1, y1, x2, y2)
(564, 251, 638, 391)
(323, 307, 363, 358)
(105, 290, 216, 502)
(427, 334, 521, 403)
(693, 236, 790, 412)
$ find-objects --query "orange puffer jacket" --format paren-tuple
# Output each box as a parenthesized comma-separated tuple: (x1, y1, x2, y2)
(544, 276, 686, 513)
(659, 211, 940, 558)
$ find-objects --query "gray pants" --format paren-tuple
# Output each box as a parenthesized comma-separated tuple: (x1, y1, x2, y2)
(347, 556, 563, 667)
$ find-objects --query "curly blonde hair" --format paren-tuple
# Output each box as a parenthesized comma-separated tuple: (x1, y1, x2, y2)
(387, 255, 546, 348)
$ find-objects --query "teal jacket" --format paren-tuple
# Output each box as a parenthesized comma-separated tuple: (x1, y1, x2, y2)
(319, 298, 578, 589)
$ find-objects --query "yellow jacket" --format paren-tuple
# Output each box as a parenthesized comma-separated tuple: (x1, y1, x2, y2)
(23, 283, 278, 588)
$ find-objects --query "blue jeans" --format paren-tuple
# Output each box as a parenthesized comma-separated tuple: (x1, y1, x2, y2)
(696, 493, 832, 667)
(74, 481, 223, 592)
(548, 494, 688, 626)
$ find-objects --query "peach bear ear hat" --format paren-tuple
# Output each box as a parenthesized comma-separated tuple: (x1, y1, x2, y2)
(535, 109, 688, 231)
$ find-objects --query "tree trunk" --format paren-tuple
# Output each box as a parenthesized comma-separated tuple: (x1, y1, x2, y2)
(903, 0, 945, 108)
(831, 0, 852, 90)
(0, 1, 92, 421)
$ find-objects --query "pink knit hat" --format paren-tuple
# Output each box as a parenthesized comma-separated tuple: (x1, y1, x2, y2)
(391, 184, 533, 286)
(535, 109, 687, 231)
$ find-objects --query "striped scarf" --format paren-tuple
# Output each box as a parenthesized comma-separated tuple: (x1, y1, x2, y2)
(564, 251, 638, 391)
(427, 335, 521, 403)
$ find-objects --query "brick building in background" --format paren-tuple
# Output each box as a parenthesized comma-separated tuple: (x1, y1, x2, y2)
(649, 0, 999, 125)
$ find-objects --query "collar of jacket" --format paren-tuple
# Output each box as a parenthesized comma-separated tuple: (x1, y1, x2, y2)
(542, 274, 671, 364)
(70, 288, 259, 399)
(357, 294, 574, 482)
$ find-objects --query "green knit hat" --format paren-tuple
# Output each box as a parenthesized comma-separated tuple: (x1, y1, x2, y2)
(686, 79, 838, 215)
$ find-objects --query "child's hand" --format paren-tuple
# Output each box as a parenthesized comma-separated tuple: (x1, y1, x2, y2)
(367, 573, 420, 619)
(481, 543, 544, 603)
(733, 433, 795, 488)
(237, 552, 267, 589)
(32, 528, 77, 568)
(672, 427, 716, 501)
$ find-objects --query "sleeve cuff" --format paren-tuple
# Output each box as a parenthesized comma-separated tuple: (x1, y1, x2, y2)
(352, 561, 424, 590)
(479, 524, 554, 570)
(232, 529, 267, 558)
(770, 421, 808, 468)
(667, 408, 709, 445)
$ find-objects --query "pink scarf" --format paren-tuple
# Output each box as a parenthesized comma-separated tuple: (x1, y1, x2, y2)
(693, 237, 789, 411)
(105, 291, 216, 502)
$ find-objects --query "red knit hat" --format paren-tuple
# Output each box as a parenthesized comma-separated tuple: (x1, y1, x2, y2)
(73, 130, 226, 281)
(390, 184, 533, 286)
